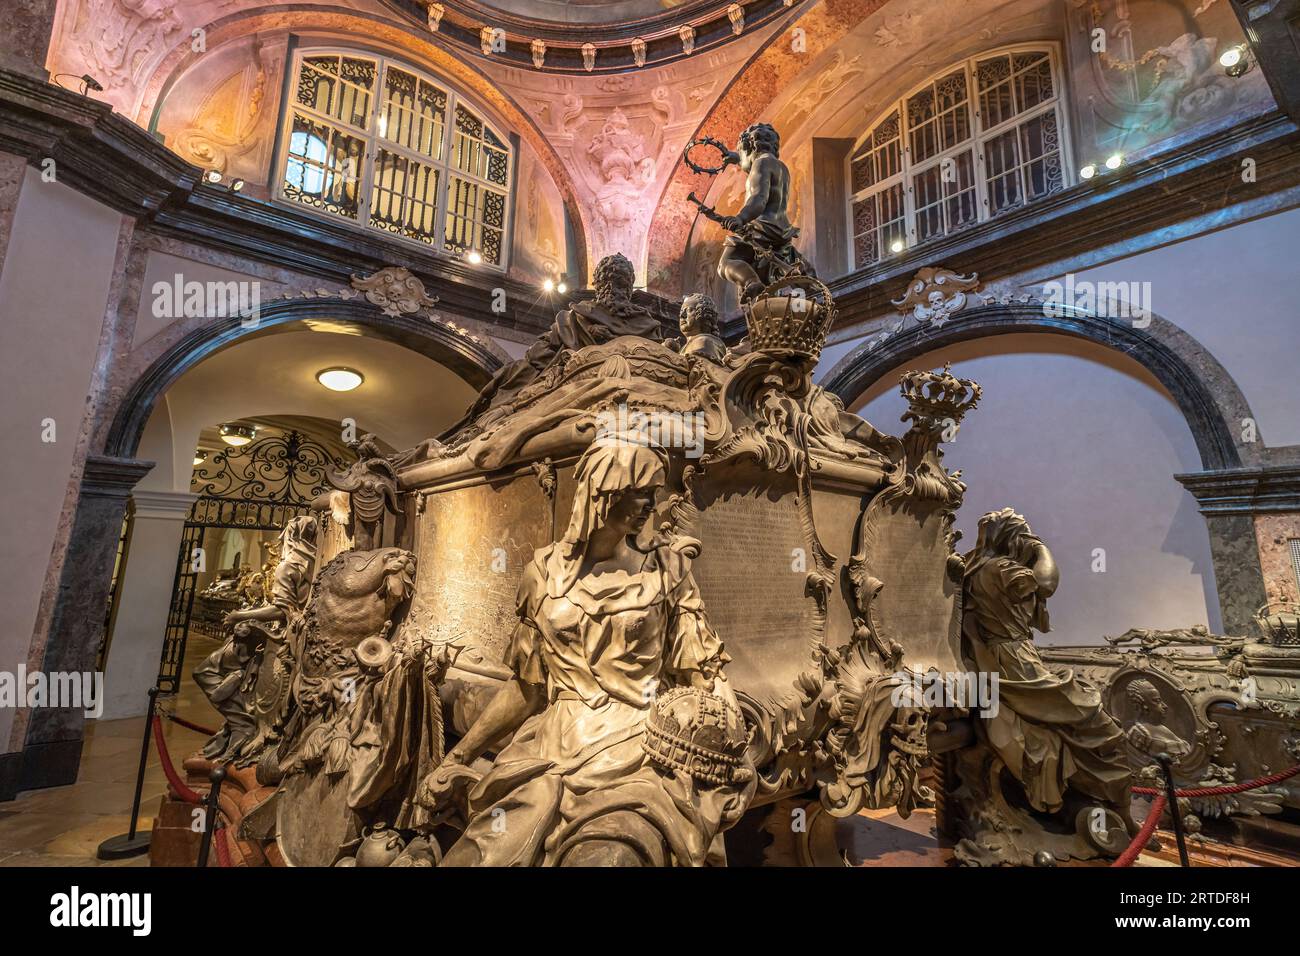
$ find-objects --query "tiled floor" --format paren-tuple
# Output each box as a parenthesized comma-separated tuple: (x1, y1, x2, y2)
(0, 632, 223, 867)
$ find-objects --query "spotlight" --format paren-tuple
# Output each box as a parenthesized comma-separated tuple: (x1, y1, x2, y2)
(1220, 44, 1251, 77)
(193, 451, 207, 467)
(557, 281, 568, 294)
(542, 278, 555, 292)
(205, 169, 223, 184)
(466, 250, 483, 265)
(1079, 163, 1097, 180)
(219, 423, 256, 446)
(890, 238, 906, 254)
(81, 74, 103, 93)
(228, 178, 245, 192)
(316, 367, 364, 392)
(1104, 153, 1124, 171)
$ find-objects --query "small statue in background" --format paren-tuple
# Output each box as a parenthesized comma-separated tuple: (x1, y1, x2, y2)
(678, 292, 727, 364)
(329, 433, 399, 550)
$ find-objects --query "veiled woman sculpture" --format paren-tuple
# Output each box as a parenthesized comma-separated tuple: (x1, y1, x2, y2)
(420, 439, 754, 866)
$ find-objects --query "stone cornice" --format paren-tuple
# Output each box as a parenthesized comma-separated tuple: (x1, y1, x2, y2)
(1175, 465, 1300, 515)
(81, 456, 156, 499)
(826, 110, 1300, 326)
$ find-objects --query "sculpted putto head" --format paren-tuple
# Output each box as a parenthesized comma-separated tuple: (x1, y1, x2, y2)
(593, 253, 636, 306)
(679, 293, 720, 337)
(738, 122, 780, 161)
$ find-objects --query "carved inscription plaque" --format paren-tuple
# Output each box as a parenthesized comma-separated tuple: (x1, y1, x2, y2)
(694, 478, 815, 710)
(859, 499, 962, 674)
(400, 476, 552, 667)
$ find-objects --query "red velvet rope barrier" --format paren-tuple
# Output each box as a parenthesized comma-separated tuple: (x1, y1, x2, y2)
(1111, 794, 1167, 868)
(151, 714, 204, 805)
(214, 826, 232, 868)
(163, 712, 219, 737)
(1132, 763, 1300, 798)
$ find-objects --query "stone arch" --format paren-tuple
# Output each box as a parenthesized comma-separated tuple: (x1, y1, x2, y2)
(821, 303, 1254, 472)
(103, 296, 501, 460)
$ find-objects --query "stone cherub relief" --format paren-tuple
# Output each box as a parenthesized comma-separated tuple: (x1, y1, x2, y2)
(950, 508, 1141, 865)
(417, 441, 755, 866)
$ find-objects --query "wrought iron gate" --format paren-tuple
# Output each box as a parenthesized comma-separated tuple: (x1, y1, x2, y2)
(154, 430, 347, 693)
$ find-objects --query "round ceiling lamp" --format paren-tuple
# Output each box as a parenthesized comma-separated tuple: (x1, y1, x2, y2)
(219, 423, 256, 446)
(316, 367, 365, 392)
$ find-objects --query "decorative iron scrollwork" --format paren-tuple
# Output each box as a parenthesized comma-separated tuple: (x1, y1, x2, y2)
(193, 430, 346, 504)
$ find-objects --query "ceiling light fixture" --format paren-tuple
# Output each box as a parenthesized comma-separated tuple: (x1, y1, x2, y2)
(219, 422, 256, 446)
(316, 367, 365, 392)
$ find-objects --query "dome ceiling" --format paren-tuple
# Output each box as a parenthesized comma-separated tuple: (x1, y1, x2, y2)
(383, 0, 799, 70)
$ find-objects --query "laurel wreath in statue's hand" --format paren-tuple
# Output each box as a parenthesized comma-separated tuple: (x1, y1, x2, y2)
(683, 136, 735, 175)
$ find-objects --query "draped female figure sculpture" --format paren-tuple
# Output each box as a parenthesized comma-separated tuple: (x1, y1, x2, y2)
(419, 439, 754, 866)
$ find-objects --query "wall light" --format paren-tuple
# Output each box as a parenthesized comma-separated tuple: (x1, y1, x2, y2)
(316, 367, 364, 392)
(219, 423, 256, 446)
(1220, 44, 1251, 77)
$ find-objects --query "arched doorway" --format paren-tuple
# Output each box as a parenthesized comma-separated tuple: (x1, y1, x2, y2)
(20, 298, 501, 790)
(820, 302, 1269, 640)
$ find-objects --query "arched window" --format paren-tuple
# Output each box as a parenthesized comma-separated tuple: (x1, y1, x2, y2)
(277, 50, 512, 267)
(850, 45, 1069, 269)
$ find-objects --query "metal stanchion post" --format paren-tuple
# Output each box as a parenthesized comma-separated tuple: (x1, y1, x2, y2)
(1158, 755, 1190, 867)
(96, 686, 160, 860)
(196, 765, 226, 867)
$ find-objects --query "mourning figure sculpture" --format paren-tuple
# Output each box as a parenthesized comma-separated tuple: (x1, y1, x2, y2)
(418, 439, 755, 866)
(950, 508, 1139, 864)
